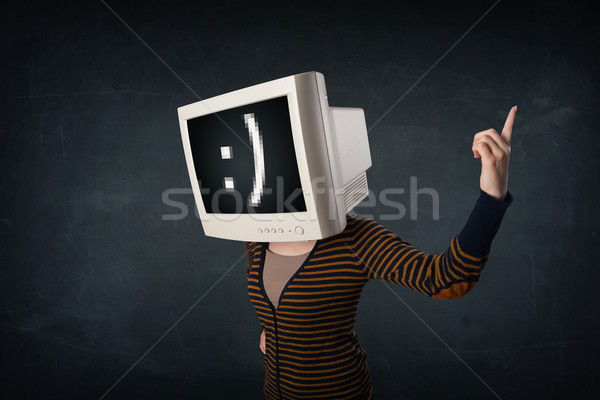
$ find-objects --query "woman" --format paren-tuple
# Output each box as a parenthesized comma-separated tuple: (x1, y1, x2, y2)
(246, 106, 517, 399)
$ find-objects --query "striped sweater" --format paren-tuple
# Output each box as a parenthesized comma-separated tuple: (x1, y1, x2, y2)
(246, 190, 513, 399)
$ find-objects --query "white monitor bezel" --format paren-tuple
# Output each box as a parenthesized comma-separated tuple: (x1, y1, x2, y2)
(178, 73, 340, 242)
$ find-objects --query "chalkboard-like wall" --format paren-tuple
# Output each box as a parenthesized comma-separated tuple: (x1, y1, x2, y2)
(1, 1, 598, 399)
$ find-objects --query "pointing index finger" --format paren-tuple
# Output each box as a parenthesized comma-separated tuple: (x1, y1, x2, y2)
(501, 105, 517, 146)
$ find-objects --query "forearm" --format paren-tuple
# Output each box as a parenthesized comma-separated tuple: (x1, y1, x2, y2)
(359, 190, 513, 299)
(458, 189, 513, 258)
(425, 189, 513, 299)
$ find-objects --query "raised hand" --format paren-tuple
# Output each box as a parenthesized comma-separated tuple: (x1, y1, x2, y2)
(472, 106, 517, 201)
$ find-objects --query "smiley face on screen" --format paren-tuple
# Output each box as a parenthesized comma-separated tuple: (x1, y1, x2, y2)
(187, 96, 306, 214)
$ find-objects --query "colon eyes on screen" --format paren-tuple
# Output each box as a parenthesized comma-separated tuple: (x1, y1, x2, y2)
(218, 113, 266, 208)
(188, 95, 307, 214)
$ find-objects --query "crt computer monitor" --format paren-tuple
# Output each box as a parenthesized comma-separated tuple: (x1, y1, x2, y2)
(177, 71, 372, 242)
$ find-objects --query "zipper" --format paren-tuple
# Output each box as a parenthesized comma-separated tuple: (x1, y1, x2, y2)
(260, 242, 319, 400)
(270, 302, 283, 399)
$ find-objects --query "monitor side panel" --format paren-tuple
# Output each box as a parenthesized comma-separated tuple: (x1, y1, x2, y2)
(294, 72, 347, 238)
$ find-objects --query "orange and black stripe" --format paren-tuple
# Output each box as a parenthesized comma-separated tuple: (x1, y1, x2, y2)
(246, 190, 512, 399)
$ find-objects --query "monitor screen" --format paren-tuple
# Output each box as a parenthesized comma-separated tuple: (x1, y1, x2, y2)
(187, 95, 307, 214)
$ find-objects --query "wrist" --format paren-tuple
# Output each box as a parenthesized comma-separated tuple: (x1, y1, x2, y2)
(482, 189, 506, 201)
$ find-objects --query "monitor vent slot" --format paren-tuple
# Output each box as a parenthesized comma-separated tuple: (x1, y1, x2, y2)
(343, 172, 368, 213)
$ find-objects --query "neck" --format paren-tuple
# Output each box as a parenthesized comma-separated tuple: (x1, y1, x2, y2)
(268, 240, 317, 256)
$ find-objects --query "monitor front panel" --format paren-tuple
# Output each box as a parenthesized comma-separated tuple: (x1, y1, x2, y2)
(178, 71, 348, 241)
(187, 95, 307, 215)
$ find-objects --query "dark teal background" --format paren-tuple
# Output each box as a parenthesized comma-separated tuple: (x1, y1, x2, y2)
(1, 1, 598, 399)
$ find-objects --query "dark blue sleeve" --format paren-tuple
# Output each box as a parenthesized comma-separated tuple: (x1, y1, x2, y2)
(457, 189, 513, 257)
